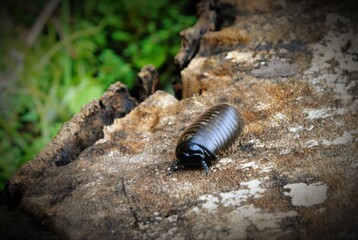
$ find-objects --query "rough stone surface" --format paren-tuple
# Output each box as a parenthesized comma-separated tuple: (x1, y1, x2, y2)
(5, 0, 358, 239)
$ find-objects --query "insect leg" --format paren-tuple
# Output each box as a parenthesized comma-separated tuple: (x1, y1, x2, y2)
(168, 159, 180, 175)
(201, 160, 209, 175)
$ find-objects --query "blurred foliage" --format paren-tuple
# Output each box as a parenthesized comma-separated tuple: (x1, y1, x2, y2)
(0, 0, 196, 189)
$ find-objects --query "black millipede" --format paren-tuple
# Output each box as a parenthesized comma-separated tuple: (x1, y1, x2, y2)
(168, 103, 245, 175)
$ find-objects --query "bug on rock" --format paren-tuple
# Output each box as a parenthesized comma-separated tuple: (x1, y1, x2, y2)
(168, 103, 245, 175)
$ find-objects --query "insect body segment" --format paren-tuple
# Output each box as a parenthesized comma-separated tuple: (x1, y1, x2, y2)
(169, 103, 244, 175)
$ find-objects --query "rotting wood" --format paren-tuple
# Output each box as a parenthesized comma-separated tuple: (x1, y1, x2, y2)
(131, 65, 160, 103)
(174, 0, 217, 70)
(6, 81, 137, 208)
(51, 82, 137, 167)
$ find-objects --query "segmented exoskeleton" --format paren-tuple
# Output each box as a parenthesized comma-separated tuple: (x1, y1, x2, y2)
(169, 103, 244, 175)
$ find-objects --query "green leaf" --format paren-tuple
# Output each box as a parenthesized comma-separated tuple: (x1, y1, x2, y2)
(132, 37, 168, 68)
(112, 30, 132, 42)
(67, 82, 104, 114)
(21, 110, 38, 122)
(22, 136, 48, 163)
(98, 49, 135, 88)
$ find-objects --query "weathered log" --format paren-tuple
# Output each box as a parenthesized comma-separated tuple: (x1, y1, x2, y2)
(6, 82, 137, 208)
(4, 0, 358, 239)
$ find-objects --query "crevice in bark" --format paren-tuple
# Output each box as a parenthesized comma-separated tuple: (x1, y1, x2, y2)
(121, 178, 139, 229)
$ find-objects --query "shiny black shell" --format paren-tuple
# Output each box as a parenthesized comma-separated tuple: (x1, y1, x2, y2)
(169, 103, 244, 174)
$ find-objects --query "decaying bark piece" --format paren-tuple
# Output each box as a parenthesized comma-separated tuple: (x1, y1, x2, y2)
(174, 0, 217, 70)
(6, 82, 137, 207)
(52, 82, 137, 167)
(131, 65, 160, 102)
